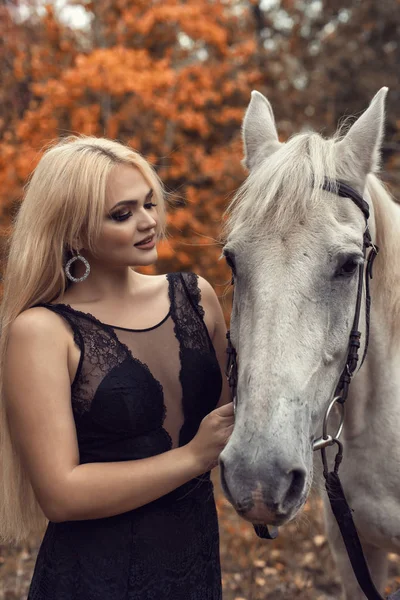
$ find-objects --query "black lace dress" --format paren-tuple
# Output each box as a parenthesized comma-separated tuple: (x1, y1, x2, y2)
(28, 272, 223, 600)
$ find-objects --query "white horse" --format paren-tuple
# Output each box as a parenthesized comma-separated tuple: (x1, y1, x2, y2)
(220, 87, 400, 599)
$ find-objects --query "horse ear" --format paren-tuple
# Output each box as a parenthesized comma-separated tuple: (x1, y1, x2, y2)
(242, 91, 282, 171)
(336, 87, 388, 177)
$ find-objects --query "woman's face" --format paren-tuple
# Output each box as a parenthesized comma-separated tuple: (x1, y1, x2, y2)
(89, 163, 159, 268)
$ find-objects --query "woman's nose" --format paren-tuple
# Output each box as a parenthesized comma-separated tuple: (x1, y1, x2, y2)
(138, 210, 157, 229)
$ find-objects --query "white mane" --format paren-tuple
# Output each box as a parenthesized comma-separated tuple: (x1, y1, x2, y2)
(366, 173, 400, 335)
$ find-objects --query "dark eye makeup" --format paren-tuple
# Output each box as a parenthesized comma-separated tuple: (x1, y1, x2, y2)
(110, 202, 158, 222)
(111, 212, 132, 222)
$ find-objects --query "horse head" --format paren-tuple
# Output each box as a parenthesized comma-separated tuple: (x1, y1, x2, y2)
(220, 88, 388, 527)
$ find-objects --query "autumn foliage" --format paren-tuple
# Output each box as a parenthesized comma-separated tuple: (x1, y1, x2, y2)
(1, 1, 399, 305)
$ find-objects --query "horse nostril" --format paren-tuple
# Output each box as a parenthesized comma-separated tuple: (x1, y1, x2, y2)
(283, 468, 306, 508)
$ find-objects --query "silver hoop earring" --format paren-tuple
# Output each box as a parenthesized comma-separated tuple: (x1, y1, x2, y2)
(64, 252, 90, 283)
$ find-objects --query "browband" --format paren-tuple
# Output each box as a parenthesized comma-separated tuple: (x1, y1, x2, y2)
(322, 178, 370, 220)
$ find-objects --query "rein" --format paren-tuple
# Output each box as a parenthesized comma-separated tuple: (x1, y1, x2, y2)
(224, 179, 400, 600)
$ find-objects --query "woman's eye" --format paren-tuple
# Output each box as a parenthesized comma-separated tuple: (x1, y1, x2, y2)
(144, 202, 158, 210)
(111, 212, 132, 221)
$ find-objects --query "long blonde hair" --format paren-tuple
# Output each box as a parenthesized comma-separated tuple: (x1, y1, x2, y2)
(0, 135, 166, 543)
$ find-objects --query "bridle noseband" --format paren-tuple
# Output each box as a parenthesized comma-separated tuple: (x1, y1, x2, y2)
(223, 180, 400, 600)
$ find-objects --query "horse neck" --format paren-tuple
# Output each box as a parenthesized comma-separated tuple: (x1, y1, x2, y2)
(345, 174, 400, 439)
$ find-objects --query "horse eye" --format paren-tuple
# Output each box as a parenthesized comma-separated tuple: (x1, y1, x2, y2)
(335, 257, 361, 278)
(223, 250, 236, 275)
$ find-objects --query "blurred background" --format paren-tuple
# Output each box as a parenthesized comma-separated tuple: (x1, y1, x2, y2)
(1, 0, 400, 598)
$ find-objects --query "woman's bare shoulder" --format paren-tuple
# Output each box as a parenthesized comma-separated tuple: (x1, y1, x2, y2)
(195, 275, 221, 306)
(9, 306, 71, 344)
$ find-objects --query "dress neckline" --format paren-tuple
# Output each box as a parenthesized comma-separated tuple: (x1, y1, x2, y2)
(47, 274, 172, 333)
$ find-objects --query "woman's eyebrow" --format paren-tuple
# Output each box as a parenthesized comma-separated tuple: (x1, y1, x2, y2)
(110, 189, 153, 210)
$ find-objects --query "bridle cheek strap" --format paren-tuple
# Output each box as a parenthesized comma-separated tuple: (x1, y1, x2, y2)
(325, 180, 379, 404)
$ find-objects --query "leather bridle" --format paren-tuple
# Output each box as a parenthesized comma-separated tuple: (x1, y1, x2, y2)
(312, 180, 378, 462)
(224, 180, 400, 599)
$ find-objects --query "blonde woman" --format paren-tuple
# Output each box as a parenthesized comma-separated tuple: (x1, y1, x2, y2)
(0, 136, 233, 600)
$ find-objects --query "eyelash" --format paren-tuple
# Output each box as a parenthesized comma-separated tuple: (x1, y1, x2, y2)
(111, 203, 158, 221)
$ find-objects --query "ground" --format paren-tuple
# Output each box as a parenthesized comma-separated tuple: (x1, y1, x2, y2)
(1, 475, 400, 599)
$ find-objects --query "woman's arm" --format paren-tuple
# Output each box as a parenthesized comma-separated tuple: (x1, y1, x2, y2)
(197, 276, 232, 407)
(4, 308, 233, 522)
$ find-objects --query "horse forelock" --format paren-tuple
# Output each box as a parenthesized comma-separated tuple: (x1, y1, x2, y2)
(222, 125, 375, 245)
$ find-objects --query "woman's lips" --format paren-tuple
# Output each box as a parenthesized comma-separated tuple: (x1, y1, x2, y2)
(134, 236, 155, 250)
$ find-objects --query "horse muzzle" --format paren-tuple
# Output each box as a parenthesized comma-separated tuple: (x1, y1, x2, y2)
(219, 447, 309, 526)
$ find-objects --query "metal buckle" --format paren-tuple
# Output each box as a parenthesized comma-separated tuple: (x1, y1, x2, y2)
(232, 394, 237, 413)
(313, 396, 345, 451)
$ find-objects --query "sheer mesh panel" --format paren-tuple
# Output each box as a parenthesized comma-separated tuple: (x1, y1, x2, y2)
(115, 317, 183, 448)
(34, 272, 214, 446)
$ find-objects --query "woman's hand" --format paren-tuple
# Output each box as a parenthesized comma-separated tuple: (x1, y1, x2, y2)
(187, 402, 235, 472)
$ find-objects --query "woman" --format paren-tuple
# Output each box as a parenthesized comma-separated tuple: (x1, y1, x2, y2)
(0, 135, 233, 599)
